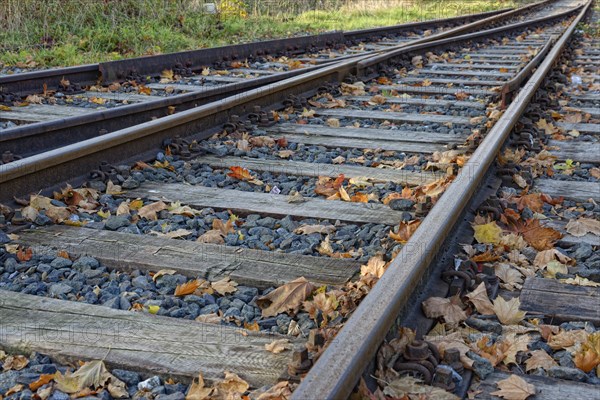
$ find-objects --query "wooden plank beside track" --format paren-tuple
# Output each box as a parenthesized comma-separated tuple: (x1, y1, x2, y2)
(473, 372, 600, 399)
(520, 278, 600, 324)
(0, 290, 296, 386)
(125, 183, 409, 225)
(17, 225, 360, 287)
(534, 179, 600, 202)
(196, 155, 442, 186)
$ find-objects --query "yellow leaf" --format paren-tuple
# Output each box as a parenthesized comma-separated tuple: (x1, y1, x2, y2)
(265, 339, 292, 354)
(473, 221, 503, 244)
(147, 305, 160, 314)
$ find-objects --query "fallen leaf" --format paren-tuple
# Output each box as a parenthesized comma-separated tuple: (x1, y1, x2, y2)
(294, 224, 336, 235)
(360, 256, 387, 279)
(465, 282, 494, 315)
(152, 269, 177, 282)
(5, 384, 24, 396)
(473, 221, 503, 244)
(495, 263, 523, 291)
(560, 275, 600, 287)
(256, 381, 292, 400)
(287, 191, 305, 203)
(520, 219, 562, 251)
(573, 332, 600, 372)
(174, 280, 201, 296)
(389, 220, 421, 243)
(533, 248, 572, 268)
(256, 277, 315, 317)
(326, 118, 340, 128)
(383, 376, 459, 399)
(493, 296, 526, 325)
(525, 349, 558, 371)
(197, 230, 225, 244)
(17, 247, 33, 262)
(265, 339, 292, 354)
(2, 355, 28, 371)
(215, 371, 249, 397)
(566, 218, 600, 237)
(138, 201, 167, 220)
(195, 313, 221, 324)
(422, 294, 467, 325)
(211, 277, 238, 295)
(227, 166, 263, 185)
(54, 360, 113, 393)
(491, 375, 536, 400)
(186, 373, 213, 400)
(149, 228, 193, 239)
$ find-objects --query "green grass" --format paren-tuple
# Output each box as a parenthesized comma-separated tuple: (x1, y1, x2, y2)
(0, 0, 527, 68)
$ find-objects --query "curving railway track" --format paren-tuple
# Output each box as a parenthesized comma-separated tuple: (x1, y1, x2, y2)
(0, 1, 598, 399)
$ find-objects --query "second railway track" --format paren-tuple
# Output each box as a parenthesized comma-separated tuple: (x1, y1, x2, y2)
(0, 0, 598, 399)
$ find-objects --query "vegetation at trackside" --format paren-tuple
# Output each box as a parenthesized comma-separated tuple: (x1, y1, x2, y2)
(1, 0, 529, 68)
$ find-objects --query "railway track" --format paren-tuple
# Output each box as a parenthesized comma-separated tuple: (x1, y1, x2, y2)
(0, 0, 562, 162)
(0, 1, 597, 399)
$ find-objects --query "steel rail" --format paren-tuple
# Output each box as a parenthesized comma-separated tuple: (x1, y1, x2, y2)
(0, 1, 582, 203)
(0, 8, 510, 97)
(291, 1, 593, 399)
(0, 1, 551, 159)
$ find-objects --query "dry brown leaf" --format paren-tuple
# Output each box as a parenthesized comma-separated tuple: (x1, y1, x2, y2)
(422, 294, 467, 325)
(360, 256, 387, 279)
(465, 282, 494, 315)
(211, 277, 238, 295)
(533, 248, 572, 268)
(294, 224, 336, 235)
(493, 296, 526, 325)
(389, 220, 421, 243)
(256, 277, 315, 317)
(256, 381, 292, 400)
(520, 219, 562, 251)
(174, 280, 201, 296)
(573, 332, 600, 372)
(197, 230, 224, 244)
(265, 339, 292, 354)
(2, 355, 28, 371)
(149, 229, 193, 239)
(495, 263, 523, 291)
(106, 180, 123, 195)
(138, 201, 167, 220)
(565, 218, 600, 237)
(303, 292, 339, 324)
(186, 373, 213, 400)
(152, 269, 177, 282)
(548, 329, 588, 350)
(214, 371, 249, 397)
(490, 375, 536, 400)
(525, 349, 558, 371)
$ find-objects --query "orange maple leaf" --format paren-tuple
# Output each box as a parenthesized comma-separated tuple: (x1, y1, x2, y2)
(228, 166, 255, 181)
(174, 280, 201, 296)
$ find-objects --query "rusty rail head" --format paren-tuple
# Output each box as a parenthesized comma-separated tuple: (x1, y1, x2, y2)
(291, 1, 593, 399)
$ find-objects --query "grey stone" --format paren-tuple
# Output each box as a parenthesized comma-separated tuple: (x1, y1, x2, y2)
(105, 215, 130, 231)
(122, 177, 140, 189)
(547, 366, 586, 382)
(49, 283, 72, 297)
(466, 317, 503, 335)
(50, 258, 72, 269)
(132, 276, 153, 290)
(572, 243, 593, 260)
(0, 371, 19, 395)
(158, 393, 185, 400)
(388, 198, 415, 211)
(0, 231, 11, 245)
(49, 391, 69, 400)
(72, 256, 99, 270)
(138, 376, 162, 391)
(467, 351, 494, 379)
